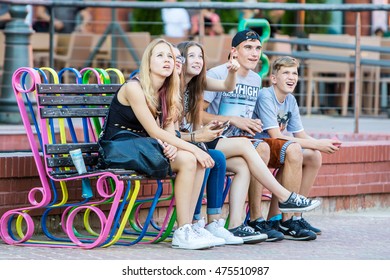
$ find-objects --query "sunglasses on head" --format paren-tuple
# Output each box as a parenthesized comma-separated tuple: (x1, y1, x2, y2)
(176, 55, 186, 64)
(245, 31, 260, 40)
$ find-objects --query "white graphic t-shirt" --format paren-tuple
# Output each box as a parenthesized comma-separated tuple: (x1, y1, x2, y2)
(204, 64, 261, 137)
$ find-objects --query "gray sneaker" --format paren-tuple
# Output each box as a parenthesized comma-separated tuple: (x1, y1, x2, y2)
(205, 219, 244, 245)
(192, 219, 226, 246)
(228, 224, 268, 244)
(279, 192, 321, 213)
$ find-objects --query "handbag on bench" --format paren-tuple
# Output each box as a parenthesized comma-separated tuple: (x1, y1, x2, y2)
(97, 80, 171, 178)
(97, 130, 171, 178)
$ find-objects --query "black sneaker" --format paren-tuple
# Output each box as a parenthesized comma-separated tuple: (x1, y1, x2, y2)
(229, 224, 268, 244)
(279, 192, 321, 213)
(278, 218, 317, 241)
(248, 218, 284, 242)
(268, 219, 282, 231)
(299, 218, 322, 235)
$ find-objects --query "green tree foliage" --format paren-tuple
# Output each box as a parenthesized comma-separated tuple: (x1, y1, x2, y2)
(281, 0, 331, 36)
(132, 0, 163, 35)
(214, 0, 240, 34)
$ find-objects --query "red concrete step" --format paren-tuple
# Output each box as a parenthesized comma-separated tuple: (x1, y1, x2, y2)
(0, 125, 32, 152)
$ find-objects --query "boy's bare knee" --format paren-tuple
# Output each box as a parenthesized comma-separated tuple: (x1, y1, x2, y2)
(256, 141, 270, 163)
(304, 149, 322, 169)
(311, 150, 322, 168)
(285, 142, 303, 165)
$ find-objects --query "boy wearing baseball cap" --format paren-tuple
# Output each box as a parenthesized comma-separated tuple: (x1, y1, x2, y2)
(202, 30, 320, 241)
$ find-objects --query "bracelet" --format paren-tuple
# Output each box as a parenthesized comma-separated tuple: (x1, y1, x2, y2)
(190, 132, 195, 142)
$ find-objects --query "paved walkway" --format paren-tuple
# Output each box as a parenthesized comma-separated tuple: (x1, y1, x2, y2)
(1, 210, 389, 280)
(1, 209, 389, 260)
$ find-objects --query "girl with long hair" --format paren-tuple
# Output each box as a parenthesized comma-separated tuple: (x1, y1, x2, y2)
(101, 39, 215, 250)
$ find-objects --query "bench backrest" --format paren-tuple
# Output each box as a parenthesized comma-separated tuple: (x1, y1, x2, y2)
(36, 84, 121, 177)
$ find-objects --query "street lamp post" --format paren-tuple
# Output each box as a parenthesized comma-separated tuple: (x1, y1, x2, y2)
(0, 4, 32, 124)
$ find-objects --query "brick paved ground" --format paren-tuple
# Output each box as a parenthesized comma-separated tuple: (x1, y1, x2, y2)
(1, 209, 389, 280)
(1, 209, 389, 260)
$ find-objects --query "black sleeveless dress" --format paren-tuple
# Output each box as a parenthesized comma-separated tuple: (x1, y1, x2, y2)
(102, 85, 149, 140)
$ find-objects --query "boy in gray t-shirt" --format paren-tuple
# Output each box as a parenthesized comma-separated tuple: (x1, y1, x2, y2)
(252, 56, 342, 238)
(253, 83, 303, 139)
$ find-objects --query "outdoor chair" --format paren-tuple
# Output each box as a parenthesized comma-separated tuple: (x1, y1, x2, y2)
(359, 36, 381, 115)
(113, 32, 151, 76)
(53, 32, 94, 81)
(305, 34, 354, 116)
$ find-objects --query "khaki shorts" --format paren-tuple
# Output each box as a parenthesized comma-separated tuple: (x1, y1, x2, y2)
(261, 138, 295, 169)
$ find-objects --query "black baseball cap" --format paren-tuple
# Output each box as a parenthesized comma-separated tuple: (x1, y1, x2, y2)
(232, 29, 261, 47)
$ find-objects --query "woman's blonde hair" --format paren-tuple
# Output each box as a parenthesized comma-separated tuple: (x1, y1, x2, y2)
(138, 38, 181, 127)
(177, 41, 207, 127)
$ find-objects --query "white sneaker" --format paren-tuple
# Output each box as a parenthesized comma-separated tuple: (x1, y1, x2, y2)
(192, 218, 226, 246)
(171, 224, 213, 250)
(205, 219, 244, 245)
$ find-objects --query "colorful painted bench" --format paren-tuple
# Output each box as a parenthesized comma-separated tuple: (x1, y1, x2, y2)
(0, 67, 177, 249)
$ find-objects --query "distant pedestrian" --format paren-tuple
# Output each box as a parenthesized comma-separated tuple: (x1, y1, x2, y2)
(32, 0, 92, 33)
(0, 4, 11, 29)
(190, 8, 224, 37)
(161, 0, 191, 38)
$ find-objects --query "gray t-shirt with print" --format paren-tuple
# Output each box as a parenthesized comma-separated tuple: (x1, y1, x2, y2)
(204, 64, 261, 137)
(252, 85, 304, 139)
